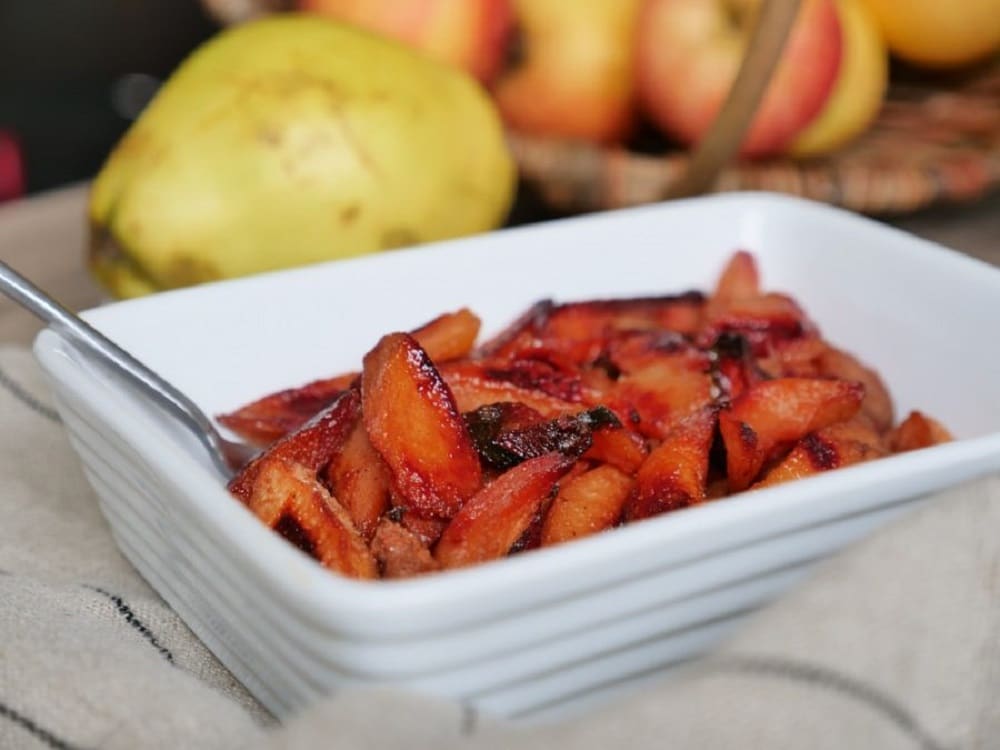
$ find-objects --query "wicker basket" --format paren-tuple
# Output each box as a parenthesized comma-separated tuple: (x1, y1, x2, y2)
(203, 0, 1000, 215)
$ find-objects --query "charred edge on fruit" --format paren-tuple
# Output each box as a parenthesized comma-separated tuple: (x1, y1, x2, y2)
(477, 299, 554, 355)
(273, 513, 319, 561)
(591, 353, 622, 380)
(467, 406, 621, 471)
(802, 433, 838, 470)
(738, 421, 758, 450)
(707, 332, 752, 406)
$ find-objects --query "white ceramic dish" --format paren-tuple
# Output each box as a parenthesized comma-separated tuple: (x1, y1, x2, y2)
(34, 193, 1000, 723)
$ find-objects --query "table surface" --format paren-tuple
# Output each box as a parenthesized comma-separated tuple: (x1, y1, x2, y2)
(0, 184, 998, 346)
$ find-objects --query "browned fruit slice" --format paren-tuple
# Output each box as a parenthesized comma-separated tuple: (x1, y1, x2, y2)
(542, 465, 634, 545)
(362, 333, 482, 519)
(542, 295, 706, 341)
(476, 357, 589, 403)
(475, 300, 554, 359)
(436, 453, 574, 569)
(719, 378, 864, 491)
(583, 426, 649, 473)
(442, 361, 580, 416)
(757, 335, 827, 378)
(370, 519, 440, 578)
(218, 371, 359, 446)
(817, 347, 894, 432)
(608, 349, 714, 439)
(479, 296, 704, 364)
(229, 388, 360, 503)
(754, 418, 887, 488)
(888, 411, 953, 453)
(602, 330, 690, 373)
(324, 418, 392, 541)
(247, 457, 376, 579)
(411, 307, 481, 363)
(702, 293, 812, 354)
(623, 408, 717, 521)
(711, 250, 760, 306)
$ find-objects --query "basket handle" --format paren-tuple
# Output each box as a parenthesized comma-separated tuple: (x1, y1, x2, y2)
(663, 0, 803, 199)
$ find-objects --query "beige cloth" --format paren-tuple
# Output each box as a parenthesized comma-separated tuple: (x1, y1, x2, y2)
(1, 344, 998, 749)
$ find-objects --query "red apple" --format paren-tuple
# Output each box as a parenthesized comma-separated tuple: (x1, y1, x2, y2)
(494, 0, 642, 144)
(299, 0, 514, 83)
(635, 0, 843, 158)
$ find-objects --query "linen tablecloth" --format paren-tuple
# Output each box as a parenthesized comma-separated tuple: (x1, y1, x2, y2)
(2, 345, 998, 749)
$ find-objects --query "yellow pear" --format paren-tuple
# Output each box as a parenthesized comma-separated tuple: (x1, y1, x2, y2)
(90, 14, 515, 298)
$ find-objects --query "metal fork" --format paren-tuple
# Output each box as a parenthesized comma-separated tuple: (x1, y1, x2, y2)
(0, 261, 257, 478)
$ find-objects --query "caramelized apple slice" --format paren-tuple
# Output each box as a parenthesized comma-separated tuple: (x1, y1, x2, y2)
(247, 456, 376, 579)
(229, 388, 360, 503)
(476, 299, 554, 359)
(711, 250, 760, 305)
(817, 347, 894, 432)
(702, 293, 812, 354)
(754, 418, 887, 488)
(478, 357, 589, 403)
(602, 330, 690, 373)
(608, 349, 714, 439)
(362, 333, 482, 519)
(435, 453, 574, 569)
(542, 295, 706, 342)
(371, 519, 440, 579)
(480, 295, 705, 364)
(218, 371, 359, 446)
(888, 411, 953, 453)
(719, 378, 864, 491)
(411, 307, 481, 363)
(756, 335, 827, 378)
(324, 418, 392, 541)
(623, 408, 717, 521)
(583, 426, 649, 473)
(542, 465, 634, 545)
(442, 361, 580, 416)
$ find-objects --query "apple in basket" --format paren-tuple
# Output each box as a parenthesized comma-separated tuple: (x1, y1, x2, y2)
(635, 0, 847, 158)
(297, 0, 514, 83)
(494, 0, 643, 144)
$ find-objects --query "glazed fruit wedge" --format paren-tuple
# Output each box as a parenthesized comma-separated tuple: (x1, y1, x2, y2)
(436, 452, 575, 569)
(362, 332, 483, 519)
(542, 464, 634, 545)
(719, 378, 864, 491)
(324, 418, 392, 542)
(623, 408, 717, 521)
(754, 417, 887, 488)
(228, 388, 360, 503)
(247, 456, 377, 579)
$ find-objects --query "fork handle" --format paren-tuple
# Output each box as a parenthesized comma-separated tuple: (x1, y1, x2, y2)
(0, 260, 233, 477)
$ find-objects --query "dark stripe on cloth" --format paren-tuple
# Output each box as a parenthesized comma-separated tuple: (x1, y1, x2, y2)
(709, 655, 949, 750)
(460, 704, 479, 735)
(0, 699, 87, 750)
(0, 364, 60, 423)
(86, 586, 175, 664)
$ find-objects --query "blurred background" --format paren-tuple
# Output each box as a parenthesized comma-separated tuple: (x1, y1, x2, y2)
(0, 0, 216, 198)
(0, 0, 996, 316)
